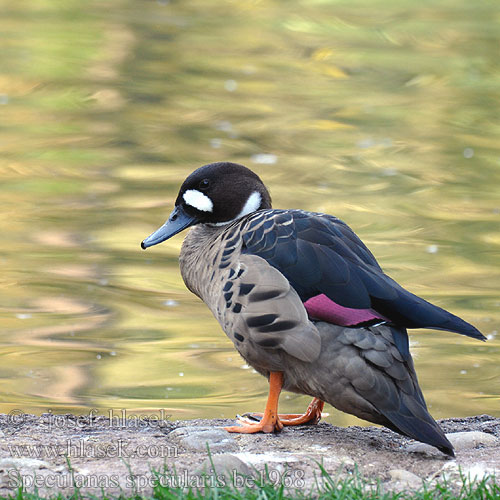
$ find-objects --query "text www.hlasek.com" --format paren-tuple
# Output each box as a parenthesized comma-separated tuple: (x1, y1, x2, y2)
(8, 439, 178, 459)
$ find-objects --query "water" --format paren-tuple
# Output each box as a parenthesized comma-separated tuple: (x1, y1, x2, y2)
(0, 0, 499, 426)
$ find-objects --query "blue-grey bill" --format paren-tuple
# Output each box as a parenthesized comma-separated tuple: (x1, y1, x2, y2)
(141, 205, 196, 249)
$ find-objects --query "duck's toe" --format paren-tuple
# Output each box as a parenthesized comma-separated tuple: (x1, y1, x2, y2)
(241, 398, 327, 426)
(224, 412, 283, 433)
(279, 398, 327, 425)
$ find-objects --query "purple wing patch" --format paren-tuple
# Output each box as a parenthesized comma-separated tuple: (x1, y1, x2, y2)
(304, 294, 387, 326)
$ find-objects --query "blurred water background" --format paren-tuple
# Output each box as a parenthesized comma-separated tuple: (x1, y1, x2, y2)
(1, 0, 499, 425)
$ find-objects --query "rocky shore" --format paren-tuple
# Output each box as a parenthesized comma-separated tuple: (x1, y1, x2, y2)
(0, 413, 498, 497)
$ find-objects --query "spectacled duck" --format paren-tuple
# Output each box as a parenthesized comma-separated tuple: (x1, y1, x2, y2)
(142, 162, 485, 457)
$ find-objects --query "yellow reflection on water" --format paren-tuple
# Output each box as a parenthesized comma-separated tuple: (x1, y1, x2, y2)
(0, 0, 498, 424)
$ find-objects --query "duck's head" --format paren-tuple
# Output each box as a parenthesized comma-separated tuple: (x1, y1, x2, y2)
(141, 162, 272, 249)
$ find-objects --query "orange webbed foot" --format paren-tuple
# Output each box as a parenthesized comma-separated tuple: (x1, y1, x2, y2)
(280, 397, 326, 425)
(224, 371, 285, 434)
(224, 409, 284, 433)
(241, 397, 326, 427)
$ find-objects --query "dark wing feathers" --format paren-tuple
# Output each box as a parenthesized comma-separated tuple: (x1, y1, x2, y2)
(242, 209, 485, 342)
(315, 246, 349, 284)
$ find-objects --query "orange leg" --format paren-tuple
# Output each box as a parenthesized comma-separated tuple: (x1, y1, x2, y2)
(243, 397, 326, 426)
(225, 371, 284, 433)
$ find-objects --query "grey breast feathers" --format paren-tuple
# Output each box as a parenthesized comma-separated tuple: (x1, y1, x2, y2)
(214, 252, 322, 368)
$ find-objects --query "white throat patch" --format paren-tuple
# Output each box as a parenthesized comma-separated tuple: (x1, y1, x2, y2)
(237, 191, 262, 219)
(183, 189, 213, 212)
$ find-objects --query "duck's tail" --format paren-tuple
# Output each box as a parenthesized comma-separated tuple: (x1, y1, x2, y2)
(306, 323, 454, 456)
(380, 396, 454, 457)
(371, 284, 485, 342)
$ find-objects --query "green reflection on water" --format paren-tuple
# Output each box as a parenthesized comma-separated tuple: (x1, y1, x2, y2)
(0, 0, 498, 426)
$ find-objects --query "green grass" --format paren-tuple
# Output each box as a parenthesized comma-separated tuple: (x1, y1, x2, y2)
(2, 464, 499, 500)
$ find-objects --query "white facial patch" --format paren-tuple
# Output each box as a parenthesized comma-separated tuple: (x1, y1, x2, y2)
(236, 191, 262, 219)
(183, 189, 213, 212)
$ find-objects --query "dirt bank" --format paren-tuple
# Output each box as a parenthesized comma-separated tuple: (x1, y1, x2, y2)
(0, 413, 498, 496)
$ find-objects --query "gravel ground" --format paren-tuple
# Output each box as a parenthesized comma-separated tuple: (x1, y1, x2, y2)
(0, 413, 498, 496)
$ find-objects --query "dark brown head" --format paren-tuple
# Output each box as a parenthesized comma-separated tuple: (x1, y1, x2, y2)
(142, 162, 272, 248)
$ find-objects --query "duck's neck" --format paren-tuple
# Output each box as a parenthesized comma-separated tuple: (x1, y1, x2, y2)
(179, 224, 226, 299)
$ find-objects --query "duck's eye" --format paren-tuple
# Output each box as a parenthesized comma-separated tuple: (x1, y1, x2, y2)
(199, 179, 210, 190)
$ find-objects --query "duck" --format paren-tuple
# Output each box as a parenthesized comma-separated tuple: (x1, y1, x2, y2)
(141, 161, 485, 457)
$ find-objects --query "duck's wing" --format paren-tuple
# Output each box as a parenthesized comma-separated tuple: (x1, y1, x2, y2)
(213, 251, 322, 366)
(240, 209, 484, 343)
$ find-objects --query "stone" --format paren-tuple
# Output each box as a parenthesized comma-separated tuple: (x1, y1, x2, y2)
(198, 453, 254, 486)
(233, 451, 299, 465)
(0, 458, 50, 470)
(461, 463, 496, 481)
(388, 469, 423, 490)
(404, 442, 442, 456)
(446, 431, 498, 450)
(405, 431, 498, 456)
(169, 426, 238, 453)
